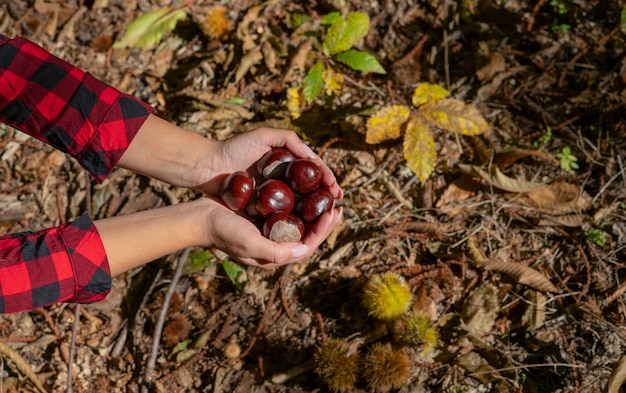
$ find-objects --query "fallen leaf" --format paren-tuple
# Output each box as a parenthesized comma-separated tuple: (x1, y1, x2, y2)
(461, 283, 499, 336)
(458, 164, 546, 193)
(521, 290, 546, 330)
(520, 181, 592, 215)
(476, 53, 506, 82)
(484, 260, 559, 293)
(608, 355, 626, 393)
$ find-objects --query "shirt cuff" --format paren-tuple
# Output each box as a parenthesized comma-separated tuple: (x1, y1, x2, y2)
(75, 73, 154, 183)
(58, 214, 112, 303)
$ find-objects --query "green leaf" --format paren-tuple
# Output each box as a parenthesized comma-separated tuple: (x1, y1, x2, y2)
(221, 260, 244, 290)
(321, 12, 341, 25)
(323, 15, 346, 55)
(334, 49, 386, 74)
(185, 250, 213, 273)
(112, 7, 187, 49)
(303, 62, 325, 103)
(323, 12, 370, 55)
(290, 12, 313, 28)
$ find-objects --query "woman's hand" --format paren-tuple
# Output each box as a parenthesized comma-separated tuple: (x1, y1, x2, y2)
(194, 127, 343, 200)
(119, 115, 342, 200)
(199, 197, 343, 268)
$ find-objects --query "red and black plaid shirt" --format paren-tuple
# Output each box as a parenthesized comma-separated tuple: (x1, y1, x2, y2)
(0, 34, 154, 313)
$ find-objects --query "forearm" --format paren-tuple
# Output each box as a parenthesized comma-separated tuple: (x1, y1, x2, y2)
(117, 115, 219, 190)
(94, 199, 211, 276)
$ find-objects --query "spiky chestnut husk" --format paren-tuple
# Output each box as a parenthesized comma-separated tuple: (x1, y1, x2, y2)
(392, 310, 439, 355)
(200, 6, 233, 40)
(362, 273, 413, 321)
(314, 338, 360, 393)
(362, 342, 411, 393)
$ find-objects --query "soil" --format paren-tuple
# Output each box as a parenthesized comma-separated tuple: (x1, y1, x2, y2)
(1, 0, 625, 392)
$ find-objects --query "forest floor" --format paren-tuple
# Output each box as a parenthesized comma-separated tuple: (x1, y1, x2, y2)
(1, 0, 626, 392)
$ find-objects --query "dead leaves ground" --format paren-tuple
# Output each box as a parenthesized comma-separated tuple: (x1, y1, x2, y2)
(1, 0, 626, 392)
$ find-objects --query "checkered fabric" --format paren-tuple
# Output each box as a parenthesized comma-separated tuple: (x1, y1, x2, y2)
(0, 215, 111, 313)
(0, 34, 154, 182)
(0, 35, 154, 312)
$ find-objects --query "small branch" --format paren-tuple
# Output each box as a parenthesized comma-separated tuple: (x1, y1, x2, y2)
(141, 247, 191, 393)
(238, 271, 281, 359)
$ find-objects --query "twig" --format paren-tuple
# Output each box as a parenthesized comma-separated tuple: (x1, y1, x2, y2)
(279, 266, 300, 325)
(0, 342, 47, 393)
(238, 272, 281, 359)
(576, 244, 592, 302)
(66, 171, 92, 393)
(558, 25, 621, 87)
(65, 304, 80, 393)
(141, 247, 191, 393)
(526, 0, 549, 32)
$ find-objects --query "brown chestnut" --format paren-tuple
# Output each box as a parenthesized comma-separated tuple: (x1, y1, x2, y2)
(256, 147, 296, 179)
(220, 171, 255, 211)
(295, 188, 334, 223)
(285, 159, 322, 194)
(263, 212, 305, 243)
(254, 179, 295, 216)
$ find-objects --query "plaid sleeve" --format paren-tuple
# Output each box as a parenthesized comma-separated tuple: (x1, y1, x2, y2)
(0, 34, 154, 182)
(0, 214, 111, 313)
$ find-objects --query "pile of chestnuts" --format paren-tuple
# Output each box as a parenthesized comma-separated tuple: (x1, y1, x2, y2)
(219, 147, 335, 243)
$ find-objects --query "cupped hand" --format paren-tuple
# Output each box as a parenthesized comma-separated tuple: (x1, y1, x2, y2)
(196, 127, 342, 199)
(198, 197, 343, 268)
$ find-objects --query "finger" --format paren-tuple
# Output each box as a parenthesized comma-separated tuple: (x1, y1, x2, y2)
(301, 207, 343, 251)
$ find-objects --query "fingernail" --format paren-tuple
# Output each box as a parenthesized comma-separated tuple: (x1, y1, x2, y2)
(301, 143, 317, 159)
(291, 244, 310, 259)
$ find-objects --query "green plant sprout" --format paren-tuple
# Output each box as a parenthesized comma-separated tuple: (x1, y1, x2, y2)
(550, 0, 568, 14)
(549, 0, 570, 34)
(555, 146, 579, 171)
(533, 126, 553, 148)
(585, 228, 610, 247)
(287, 11, 386, 118)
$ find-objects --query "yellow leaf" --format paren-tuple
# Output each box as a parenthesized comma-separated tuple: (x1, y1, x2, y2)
(421, 98, 490, 135)
(365, 105, 411, 144)
(286, 86, 305, 119)
(322, 67, 344, 96)
(403, 117, 436, 182)
(412, 83, 450, 107)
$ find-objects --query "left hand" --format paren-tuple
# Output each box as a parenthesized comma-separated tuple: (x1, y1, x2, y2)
(194, 127, 343, 199)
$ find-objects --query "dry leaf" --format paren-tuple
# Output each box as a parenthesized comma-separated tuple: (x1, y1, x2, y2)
(461, 283, 499, 336)
(0, 342, 46, 393)
(457, 351, 503, 384)
(283, 40, 312, 83)
(436, 174, 480, 208)
(520, 181, 592, 215)
(403, 116, 436, 182)
(421, 98, 490, 135)
(458, 164, 546, 193)
(521, 290, 546, 330)
(538, 213, 592, 227)
(608, 355, 626, 393)
(466, 236, 487, 266)
(365, 105, 411, 144)
(468, 136, 493, 165)
(234, 48, 263, 83)
(475, 53, 506, 82)
(387, 221, 450, 236)
(484, 260, 559, 293)
(493, 148, 558, 168)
